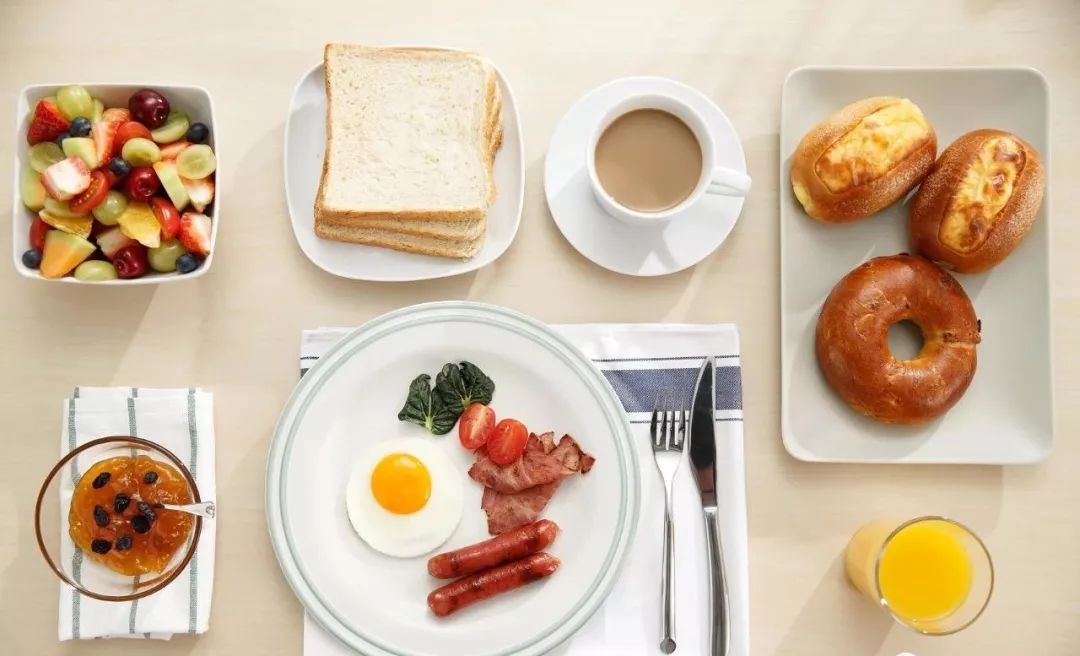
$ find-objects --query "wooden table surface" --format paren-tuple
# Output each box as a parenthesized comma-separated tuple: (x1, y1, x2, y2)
(2, 1, 1078, 654)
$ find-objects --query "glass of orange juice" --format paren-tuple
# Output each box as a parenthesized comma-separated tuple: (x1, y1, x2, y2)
(845, 516, 993, 635)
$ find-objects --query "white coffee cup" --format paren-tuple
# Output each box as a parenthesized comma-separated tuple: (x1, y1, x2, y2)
(586, 93, 751, 226)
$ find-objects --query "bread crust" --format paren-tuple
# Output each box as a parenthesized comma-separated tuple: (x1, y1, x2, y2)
(791, 96, 937, 223)
(815, 254, 980, 424)
(314, 221, 483, 260)
(910, 129, 1045, 273)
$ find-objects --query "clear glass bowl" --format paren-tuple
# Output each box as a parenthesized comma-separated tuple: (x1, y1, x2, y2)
(34, 436, 203, 602)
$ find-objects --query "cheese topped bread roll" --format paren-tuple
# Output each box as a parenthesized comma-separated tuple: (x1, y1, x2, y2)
(791, 96, 937, 223)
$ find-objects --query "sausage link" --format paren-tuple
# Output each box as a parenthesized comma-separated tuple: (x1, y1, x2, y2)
(427, 552, 560, 617)
(427, 519, 560, 579)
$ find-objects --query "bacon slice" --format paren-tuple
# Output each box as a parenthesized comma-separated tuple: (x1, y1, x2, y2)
(469, 433, 577, 494)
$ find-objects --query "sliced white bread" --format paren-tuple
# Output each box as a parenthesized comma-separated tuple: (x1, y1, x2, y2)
(315, 44, 497, 224)
(314, 220, 485, 259)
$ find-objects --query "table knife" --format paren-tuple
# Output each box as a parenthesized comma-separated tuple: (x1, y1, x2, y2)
(689, 356, 729, 656)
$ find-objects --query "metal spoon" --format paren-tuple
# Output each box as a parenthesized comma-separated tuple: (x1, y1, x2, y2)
(151, 500, 216, 519)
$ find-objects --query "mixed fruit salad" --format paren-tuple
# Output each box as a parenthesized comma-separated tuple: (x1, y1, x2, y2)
(20, 86, 216, 281)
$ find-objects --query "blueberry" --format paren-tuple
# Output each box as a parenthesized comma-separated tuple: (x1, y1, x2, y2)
(143, 471, 158, 484)
(69, 117, 92, 137)
(176, 254, 200, 274)
(115, 534, 133, 551)
(185, 122, 209, 144)
(91, 539, 112, 554)
(132, 515, 151, 534)
(113, 493, 130, 513)
(107, 157, 131, 178)
(137, 501, 157, 521)
(91, 472, 111, 489)
(21, 249, 42, 270)
(93, 505, 109, 527)
(54, 131, 71, 146)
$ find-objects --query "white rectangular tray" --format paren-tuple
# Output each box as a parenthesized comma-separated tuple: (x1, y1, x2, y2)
(780, 66, 1053, 464)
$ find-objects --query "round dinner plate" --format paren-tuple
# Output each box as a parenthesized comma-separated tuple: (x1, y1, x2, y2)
(544, 76, 747, 276)
(266, 302, 640, 656)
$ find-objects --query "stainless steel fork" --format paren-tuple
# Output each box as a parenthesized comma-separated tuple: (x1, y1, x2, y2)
(650, 397, 687, 654)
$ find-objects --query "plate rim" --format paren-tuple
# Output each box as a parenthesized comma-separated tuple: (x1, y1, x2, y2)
(265, 301, 641, 655)
(282, 46, 525, 282)
(778, 64, 1055, 464)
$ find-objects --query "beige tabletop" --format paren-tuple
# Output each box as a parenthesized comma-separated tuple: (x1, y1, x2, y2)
(2, 1, 1079, 654)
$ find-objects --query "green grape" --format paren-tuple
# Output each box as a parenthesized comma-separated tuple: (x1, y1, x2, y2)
(91, 99, 104, 123)
(74, 260, 118, 281)
(28, 142, 64, 173)
(56, 85, 94, 121)
(92, 191, 128, 226)
(175, 144, 217, 180)
(121, 137, 161, 167)
(148, 239, 187, 273)
(44, 198, 88, 219)
(150, 111, 190, 144)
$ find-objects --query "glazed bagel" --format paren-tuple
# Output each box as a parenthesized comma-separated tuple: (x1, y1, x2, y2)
(816, 254, 981, 424)
(791, 96, 937, 223)
(910, 129, 1045, 273)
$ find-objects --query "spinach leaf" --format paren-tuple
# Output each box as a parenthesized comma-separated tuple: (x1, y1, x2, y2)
(435, 361, 495, 415)
(397, 374, 459, 435)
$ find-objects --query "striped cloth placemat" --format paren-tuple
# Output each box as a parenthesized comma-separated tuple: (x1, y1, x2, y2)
(58, 387, 216, 640)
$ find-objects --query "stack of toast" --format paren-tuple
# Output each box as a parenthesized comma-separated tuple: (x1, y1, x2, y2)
(314, 44, 503, 259)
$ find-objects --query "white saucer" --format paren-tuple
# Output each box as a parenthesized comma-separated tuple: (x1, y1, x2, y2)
(544, 77, 747, 277)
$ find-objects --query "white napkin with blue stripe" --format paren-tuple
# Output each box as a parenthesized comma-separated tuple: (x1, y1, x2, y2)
(58, 387, 216, 640)
(300, 325, 749, 656)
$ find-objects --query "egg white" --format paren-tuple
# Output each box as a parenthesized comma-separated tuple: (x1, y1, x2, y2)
(345, 437, 464, 558)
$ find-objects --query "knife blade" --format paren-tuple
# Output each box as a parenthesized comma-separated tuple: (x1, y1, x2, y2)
(689, 356, 729, 656)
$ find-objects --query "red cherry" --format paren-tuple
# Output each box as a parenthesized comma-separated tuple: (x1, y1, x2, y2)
(124, 167, 160, 202)
(128, 89, 170, 129)
(113, 244, 149, 279)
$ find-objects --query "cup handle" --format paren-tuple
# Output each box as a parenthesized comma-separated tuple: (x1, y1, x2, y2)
(706, 166, 752, 197)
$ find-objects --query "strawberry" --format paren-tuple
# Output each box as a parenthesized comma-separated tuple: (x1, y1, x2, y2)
(159, 141, 191, 160)
(95, 226, 138, 260)
(179, 212, 211, 257)
(181, 175, 215, 213)
(92, 120, 121, 167)
(101, 108, 131, 124)
(26, 99, 71, 145)
(41, 157, 91, 201)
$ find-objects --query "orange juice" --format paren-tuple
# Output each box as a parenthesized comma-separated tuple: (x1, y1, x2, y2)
(846, 518, 974, 624)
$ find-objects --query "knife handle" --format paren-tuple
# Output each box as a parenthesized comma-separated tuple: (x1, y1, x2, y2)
(704, 508, 729, 656)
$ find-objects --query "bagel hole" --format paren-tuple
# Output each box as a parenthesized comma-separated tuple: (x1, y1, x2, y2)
(887, 320, 925, 361)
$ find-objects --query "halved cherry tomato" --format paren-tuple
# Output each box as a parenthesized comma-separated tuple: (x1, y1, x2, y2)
(113, 121, 152, 155)
(29, 217, 49, 251)
(69, 171, 112, 214)
(487, 418, 528, 466)
(150, 197, 181, 240)
(459, 403, 495, 450)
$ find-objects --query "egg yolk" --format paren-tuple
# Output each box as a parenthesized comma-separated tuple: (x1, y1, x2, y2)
(370, 453, 431, 514)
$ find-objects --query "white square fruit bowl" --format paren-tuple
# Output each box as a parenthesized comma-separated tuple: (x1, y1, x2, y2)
(12, 83, 219, 284)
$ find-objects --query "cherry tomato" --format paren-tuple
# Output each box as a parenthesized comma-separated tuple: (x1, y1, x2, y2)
(114, 121, 153, 155)
(113, 244, 149, 279)
(69, 171, 112, 214)
(29, 217, 50, 252)
(150, 197, 181, 241)
(459, 403, 495, 450)
(124, 166, 160, 202)
(487, 418, 528, 466)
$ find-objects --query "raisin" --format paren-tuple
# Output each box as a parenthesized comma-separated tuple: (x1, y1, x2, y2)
(91, 539, 112, 554)
(132, 515, 151, 534)
(143, 471, 158, 484)
(91, 472, 111, 489)
(137, 501, 157, 521)
(93, 505, 109, 528)
(115, 534, 133, 551)
(114, 493, 131, 514)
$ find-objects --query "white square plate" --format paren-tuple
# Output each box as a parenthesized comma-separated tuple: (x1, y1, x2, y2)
(780, 66, 1053, 464)
(12, 83, 219, 284)
(283, 48, 524, 282)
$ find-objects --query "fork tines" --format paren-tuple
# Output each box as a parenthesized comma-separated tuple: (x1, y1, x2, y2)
(650, 400, 687, 452)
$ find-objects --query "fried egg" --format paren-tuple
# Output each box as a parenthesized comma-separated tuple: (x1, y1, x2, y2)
(345, 438, 463, 558)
